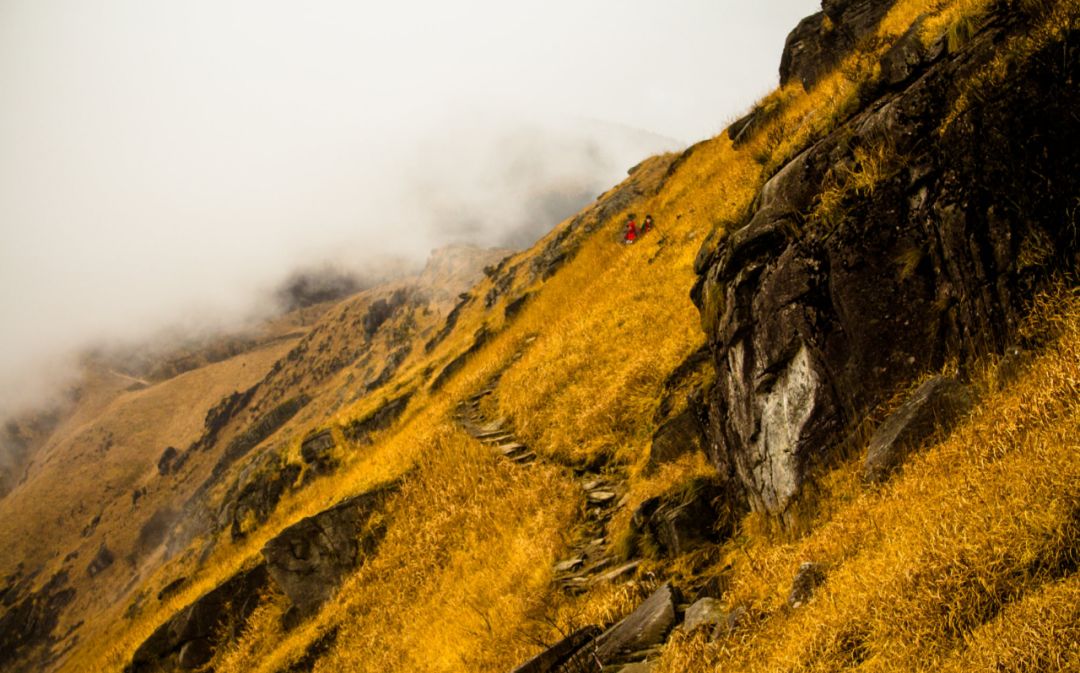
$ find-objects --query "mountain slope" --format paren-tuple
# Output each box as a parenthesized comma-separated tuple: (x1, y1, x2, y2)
(2, 0, 1079, 672)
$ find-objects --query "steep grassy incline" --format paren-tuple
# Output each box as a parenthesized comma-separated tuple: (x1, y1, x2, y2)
(6, 0, 1077, 672)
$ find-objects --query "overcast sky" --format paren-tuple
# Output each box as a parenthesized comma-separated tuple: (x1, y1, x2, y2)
(0, 0, 818, 415)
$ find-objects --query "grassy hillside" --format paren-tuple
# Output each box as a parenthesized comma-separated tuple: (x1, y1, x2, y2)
(3, 0, 1077, 671)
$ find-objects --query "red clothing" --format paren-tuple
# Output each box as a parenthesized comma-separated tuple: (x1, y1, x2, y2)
(624, 221, 638, 242)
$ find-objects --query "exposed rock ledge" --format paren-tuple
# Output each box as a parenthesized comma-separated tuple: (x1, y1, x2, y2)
(694, 12, 1080, 518)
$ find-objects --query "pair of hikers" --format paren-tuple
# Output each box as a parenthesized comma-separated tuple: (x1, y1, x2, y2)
(623, 214, 655, 244)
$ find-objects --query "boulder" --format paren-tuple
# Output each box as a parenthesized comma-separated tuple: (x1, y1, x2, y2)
(630, 477, 731, 558)
(508, 625, 601, 673)
(709, 606, 748, 641)
(594, 583, 681, 665)
(648, 408, 705, 471)
(261, 483, 396, 618)
(864, 376, 973, 482)
(157, 446, 179, 476)
(678, 598, 725, 633)
(300, 429, 338, 477)
(86, 544, 115, 578)
(694, 13, 1080, 519)
(647, 348, 712, 472)
(788, 562, 826, 608)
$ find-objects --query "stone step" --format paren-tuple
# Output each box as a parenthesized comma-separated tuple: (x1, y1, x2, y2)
(510, 451, 536, 465)
(496, 442, 528, 457)
(554, 557, 584, 574)
(587, 490, 618, 505)
(574, 556, 615, 578)
(479, 433, 515, 445)
(473, 424, 509, 438)
(594, 560, 641, 584)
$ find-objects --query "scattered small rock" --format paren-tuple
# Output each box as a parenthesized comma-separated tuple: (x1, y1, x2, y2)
(300, 429, 338, 476)
(594, 582, 681, 664)
(679, 598, 725, 633)
(587, 490, 617, 504)
(508, 625, 601, 673)
(709, 606, 747, 641)
(788, 562, 826, 608)
(595, 561, 642, 584)
(157, 577, 187, 602)
(157, 447, 179, 476)
(554, 557, 584, 574)
(864, 376, 973, 482)
(86, 544, 115, 578)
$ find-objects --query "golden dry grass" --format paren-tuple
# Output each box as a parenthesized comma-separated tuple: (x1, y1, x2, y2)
(653, 288, 1080, 673)
(52, 1, 1080, 671)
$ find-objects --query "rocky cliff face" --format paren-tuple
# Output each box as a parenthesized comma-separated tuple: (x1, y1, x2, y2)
(780, 0, 898, 89)
(694, 8, 1080, 518)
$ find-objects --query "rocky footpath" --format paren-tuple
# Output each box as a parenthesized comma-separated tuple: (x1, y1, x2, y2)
(453, 340, 638, 593)
(693, 4, 1080, 519)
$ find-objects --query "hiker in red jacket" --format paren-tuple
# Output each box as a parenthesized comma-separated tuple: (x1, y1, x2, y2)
(624, 215, 638, 244)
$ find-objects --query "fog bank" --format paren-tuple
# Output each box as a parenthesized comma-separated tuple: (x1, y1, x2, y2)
(0, 0, 818, 418)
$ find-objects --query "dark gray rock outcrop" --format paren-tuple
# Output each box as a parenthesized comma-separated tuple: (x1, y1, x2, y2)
(630, 478, 732, 558)
(864, 376, 972, 482)
(157, 446, 179, 476)
(0, 570, 76, 673)
(430, 327, 491, 391)
(780, 0, 900, 90)
(647, 347, 712, 472)
(219, 453, 302, 540)
(880, 15, 947, 87)
(648, 408, 706, 470)
(594, 583, 681, 665)
(508, 626, 601, 673)
(694, 13, 1080, 518)
(213, 394, 309, 477)
(678, 597, 725, 633)
(261, 483, 397, 620)
(86, 544, 115, 577)
(300, 429, 338, 477)
(127, 564, 269, 672)
(788, 562, 827, 608)
(342, 392, 412, 444)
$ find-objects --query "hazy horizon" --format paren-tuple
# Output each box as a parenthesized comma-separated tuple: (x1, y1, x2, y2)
(0, 0, 819, 417)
